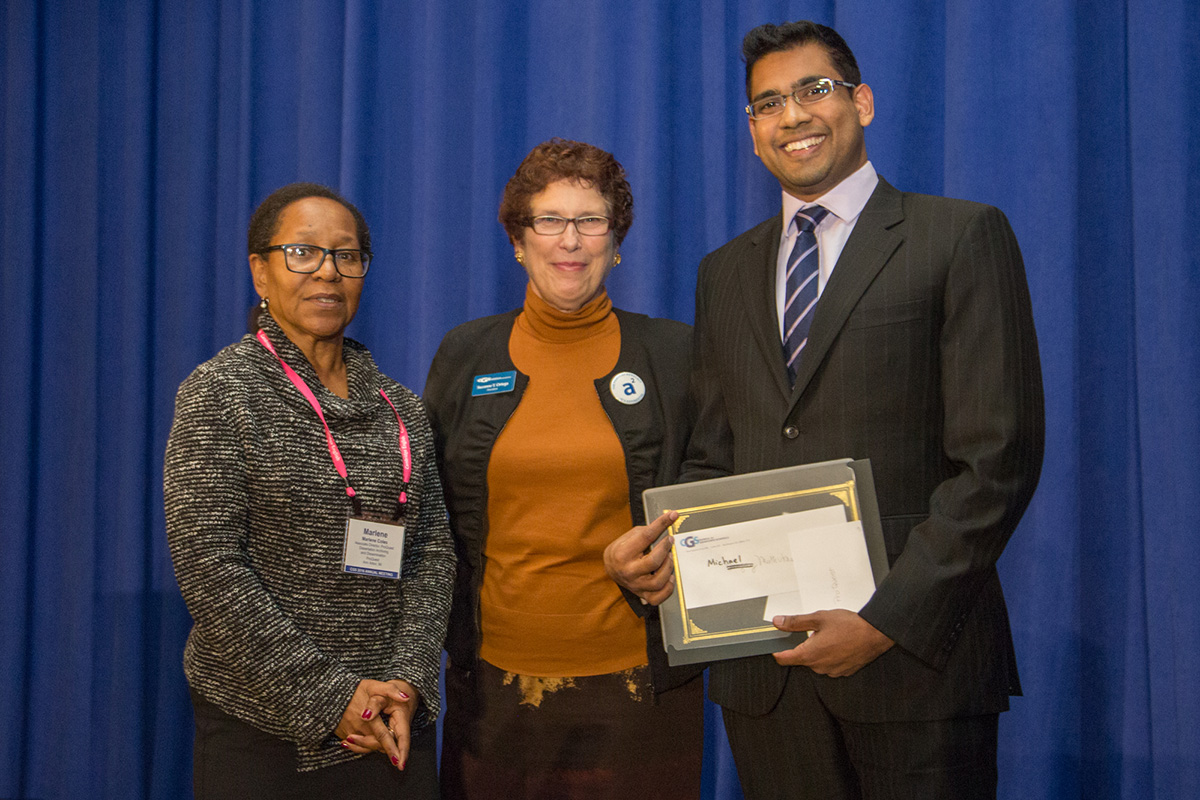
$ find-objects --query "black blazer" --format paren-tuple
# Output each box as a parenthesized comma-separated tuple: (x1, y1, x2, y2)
(684, 178, 1044, 722)
(423, 306, 702, 694)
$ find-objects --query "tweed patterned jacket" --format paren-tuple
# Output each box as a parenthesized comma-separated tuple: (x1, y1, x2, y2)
(165, 315, 455, 771)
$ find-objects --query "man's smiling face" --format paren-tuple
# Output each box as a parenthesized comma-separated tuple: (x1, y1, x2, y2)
(747, 43, 875, 202)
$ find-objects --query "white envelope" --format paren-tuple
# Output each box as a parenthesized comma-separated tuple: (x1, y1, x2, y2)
(762, 520, 877, 619)
(673, 505, 847, 610)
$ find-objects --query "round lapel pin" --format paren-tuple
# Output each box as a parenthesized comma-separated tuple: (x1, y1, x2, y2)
(609, 372, 646, 405)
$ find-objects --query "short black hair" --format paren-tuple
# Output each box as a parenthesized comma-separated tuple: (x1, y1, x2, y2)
(246, 181, 371, 258)
(742, 21, 861, 100)
(245, 182, 371, 333)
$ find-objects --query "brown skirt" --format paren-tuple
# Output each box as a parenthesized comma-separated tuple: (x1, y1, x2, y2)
(440, 659, 703, 800)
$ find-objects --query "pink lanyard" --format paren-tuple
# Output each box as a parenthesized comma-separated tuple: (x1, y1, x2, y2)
(256, 329, 412, 518)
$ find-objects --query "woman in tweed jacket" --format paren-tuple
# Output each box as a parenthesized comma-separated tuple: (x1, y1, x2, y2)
(165, 183, 454, 798)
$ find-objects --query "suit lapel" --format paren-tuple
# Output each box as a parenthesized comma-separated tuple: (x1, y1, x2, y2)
(790, 179, 905, 403)
(734, 214, 793, 399)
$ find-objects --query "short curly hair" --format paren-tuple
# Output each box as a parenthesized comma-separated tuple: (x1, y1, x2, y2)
(498, 139, 634, 246)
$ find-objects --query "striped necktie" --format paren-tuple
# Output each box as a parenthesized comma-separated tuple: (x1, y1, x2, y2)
(782, 206, 829, 384)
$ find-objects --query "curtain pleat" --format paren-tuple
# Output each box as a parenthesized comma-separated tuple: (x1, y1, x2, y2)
(2, 1, 1197, 798)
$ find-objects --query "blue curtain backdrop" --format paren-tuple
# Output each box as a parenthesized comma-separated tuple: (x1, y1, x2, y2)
(2, 0, 1197, 797)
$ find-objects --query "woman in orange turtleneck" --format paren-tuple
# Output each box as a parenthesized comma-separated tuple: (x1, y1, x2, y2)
(425, 139, 703, 799)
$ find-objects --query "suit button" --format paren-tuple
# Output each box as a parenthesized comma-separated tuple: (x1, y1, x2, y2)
(783, 425, 799, 439)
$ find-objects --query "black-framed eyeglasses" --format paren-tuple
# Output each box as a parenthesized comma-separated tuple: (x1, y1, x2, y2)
(261, 244, 372, 277)
(526, 215, 614, 236)
(745, 78, 858, 119)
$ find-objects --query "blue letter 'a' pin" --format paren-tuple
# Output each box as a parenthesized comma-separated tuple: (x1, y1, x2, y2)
(609, 372, 646, 405)
(472, 370, 517, 396)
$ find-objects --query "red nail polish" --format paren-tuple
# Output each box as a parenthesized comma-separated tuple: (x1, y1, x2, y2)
(361, 708, 372, 720)
(340, 741, 350, 749)
(391, 755, 399, 766)
(346, 735, 355, 744)
(398, 691, 410, 700)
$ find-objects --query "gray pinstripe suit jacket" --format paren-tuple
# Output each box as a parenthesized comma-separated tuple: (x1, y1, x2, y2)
(683, 177, 1044, 722)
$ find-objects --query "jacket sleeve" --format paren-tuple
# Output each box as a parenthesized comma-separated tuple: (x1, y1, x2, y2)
(680, 254, 737, 483)
(384, 389, 456, 726)
(164, 366, 360, 745)
(858, 204, 1044, 669)
(422, 336, 456, 464)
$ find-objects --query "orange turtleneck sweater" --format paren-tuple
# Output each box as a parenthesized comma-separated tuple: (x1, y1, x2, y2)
(478, 287, 647, 677)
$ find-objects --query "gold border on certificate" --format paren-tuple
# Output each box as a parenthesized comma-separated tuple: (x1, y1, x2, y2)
(668, 479, 860, 644)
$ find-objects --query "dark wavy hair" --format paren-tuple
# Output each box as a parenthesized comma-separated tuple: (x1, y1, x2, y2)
(498, 139, 634, 246)
(742, 21, 861, 100)
(245, 182, 371, 332)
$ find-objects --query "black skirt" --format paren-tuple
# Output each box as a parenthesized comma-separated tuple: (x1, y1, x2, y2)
(190, 687, 439, 799)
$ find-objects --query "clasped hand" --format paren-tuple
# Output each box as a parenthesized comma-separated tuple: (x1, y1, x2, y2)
(334, 678, 419, 769)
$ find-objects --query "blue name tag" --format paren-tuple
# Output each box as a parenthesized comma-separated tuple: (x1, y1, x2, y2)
(471, 370, 517, 396)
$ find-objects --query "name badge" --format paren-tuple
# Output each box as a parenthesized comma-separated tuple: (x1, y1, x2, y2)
(343, 516, 406, 579)
(472, 370, 517, 396)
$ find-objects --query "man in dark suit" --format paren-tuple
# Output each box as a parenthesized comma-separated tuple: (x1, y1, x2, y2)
(605, 19, 1043, 800)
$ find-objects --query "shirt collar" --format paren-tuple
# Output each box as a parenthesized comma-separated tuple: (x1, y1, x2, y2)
(781, 161, 879, 234)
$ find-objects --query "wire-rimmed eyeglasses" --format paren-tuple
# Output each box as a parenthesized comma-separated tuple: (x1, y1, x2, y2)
(745, 78, 858, 119)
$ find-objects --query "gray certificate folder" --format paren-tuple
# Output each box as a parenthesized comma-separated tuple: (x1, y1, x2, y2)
(643, 459, 888, 666)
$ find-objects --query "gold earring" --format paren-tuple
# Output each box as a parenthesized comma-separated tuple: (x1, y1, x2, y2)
(614, 253, 622, 266)
(515, 252, 525, 265)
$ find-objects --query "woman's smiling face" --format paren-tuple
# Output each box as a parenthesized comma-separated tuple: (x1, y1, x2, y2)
(250, 196, 364, 347)
(516, 179, 617, 313)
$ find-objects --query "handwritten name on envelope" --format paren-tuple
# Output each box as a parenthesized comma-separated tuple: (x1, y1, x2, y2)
(673, 505, 847, 610)
(762, 520, 877, 619)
